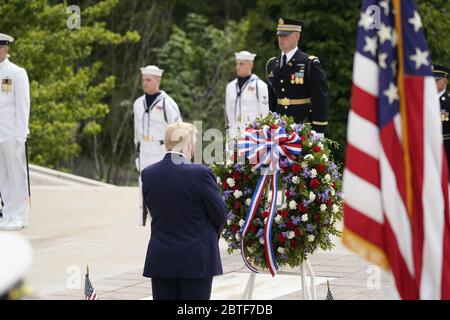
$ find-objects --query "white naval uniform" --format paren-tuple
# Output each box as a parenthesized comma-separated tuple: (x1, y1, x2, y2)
(0, 58, 30, 224)
(133, 90, 181, 225)
(226, 74, 269, 140)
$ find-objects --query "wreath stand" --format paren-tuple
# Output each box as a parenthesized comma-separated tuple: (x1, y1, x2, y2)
(241, 185, 317, 300)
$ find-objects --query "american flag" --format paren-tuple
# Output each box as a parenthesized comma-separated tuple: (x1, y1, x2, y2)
(84, 266, 99, 300)
(343, 0, 450, 299)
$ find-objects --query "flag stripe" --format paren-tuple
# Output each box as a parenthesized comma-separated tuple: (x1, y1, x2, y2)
(343, 169, 384, 224)
(347, 111, 380, 160)
(345, 143, 380, 187)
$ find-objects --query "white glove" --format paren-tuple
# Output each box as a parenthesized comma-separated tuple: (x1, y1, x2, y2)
(135, 158, 140, 172)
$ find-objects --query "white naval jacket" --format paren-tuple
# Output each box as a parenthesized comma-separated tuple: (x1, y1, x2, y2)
(0, 58, 30, 143)
(225, 74, 269, 139)
(133, 90, 182, 169)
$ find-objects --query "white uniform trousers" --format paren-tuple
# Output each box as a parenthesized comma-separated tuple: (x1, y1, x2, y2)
(137, 141, 166, 226)
(0, 141, 29, 223)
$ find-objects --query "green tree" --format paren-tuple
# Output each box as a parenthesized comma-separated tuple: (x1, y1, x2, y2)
(0, 0, 139, 169)
(155, 13, 250, 131)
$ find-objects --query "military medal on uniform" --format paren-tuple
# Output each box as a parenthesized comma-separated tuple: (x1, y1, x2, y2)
(1, 78, 12, 93)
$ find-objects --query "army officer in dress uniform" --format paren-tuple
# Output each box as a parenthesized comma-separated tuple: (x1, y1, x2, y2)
(0, 33, 30, 231)
(266, 18, 329, 135)
(134, 65, 182, 225)
(432, 64, 450, 171)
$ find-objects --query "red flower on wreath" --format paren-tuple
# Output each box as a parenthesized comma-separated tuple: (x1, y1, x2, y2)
(286, 220, 295, 230)
(291, 164, 301, 173)
(234, 201, 242, 210)
(277, 233, 286, 243)
(261, 211, 269, 219)
(309, 178, 321, 189)
(249, 224, 257, 233)
(313, 145, 322, 153)
(232, 172, 242, 181)
(327, 198, 333, 206)
(280, 209, 288, 219)
(291, 239, 298, 249)
(313, 214, 321, 223)
(298, 203, 308, 213)
(231, 224, 239, 234)
(316, 163, 325, 173)
(294, 227, 302, 236)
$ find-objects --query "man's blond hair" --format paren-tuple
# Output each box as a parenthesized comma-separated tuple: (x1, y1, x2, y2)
(164, 122, 196, 153)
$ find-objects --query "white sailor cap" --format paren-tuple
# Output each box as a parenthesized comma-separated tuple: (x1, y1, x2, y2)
(0, 232, 33, 296)
(0, 33, 14, 45)
(140, 65, 164, 77)
(234, 51, 256, 61)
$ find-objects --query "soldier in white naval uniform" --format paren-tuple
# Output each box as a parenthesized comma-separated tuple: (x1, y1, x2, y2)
(0, 33, 30, 231)
(225, 51, 269, 153)
(134, 65, 182, 225)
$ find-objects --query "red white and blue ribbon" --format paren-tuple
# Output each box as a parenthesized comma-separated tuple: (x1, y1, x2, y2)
(237, 125, 301, 276)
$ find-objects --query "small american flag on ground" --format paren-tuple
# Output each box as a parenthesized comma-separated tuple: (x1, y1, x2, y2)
(84, 266, 99, 300)
(325, 280, 334, 300)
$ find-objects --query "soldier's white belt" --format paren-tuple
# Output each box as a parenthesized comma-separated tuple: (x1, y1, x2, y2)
(277, 98, 311, 106)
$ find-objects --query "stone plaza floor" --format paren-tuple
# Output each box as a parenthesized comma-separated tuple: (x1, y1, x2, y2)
(12, 166, 397, 300)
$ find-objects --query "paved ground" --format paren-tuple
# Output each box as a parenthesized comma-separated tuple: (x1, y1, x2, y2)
(11, 167, 397, 300)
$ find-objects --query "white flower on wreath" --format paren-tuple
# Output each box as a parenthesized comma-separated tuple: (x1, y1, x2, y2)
(330, 188, 335, 196)
(321, 154, 329, 162)
(259, 238, 265, 245)
(287, 231, 296, 239)
(301, 161, 308, 168)
(281, 203, 287, 210)
(227, 219, 232, 226)
(235, 233, 241, 241)
(317, 142, 324, 149)
(292, 176, 300, 184)
(311, 130, 317, 135)
(277, 247, 285, 254)
(307, 235, 315, 242)
(320, 204, 327, 212)
(216, 176, 222, 185)
(226, 178, 236, 188)
(332, 204, 339, 214)
(233, 190, 243, 199)
(304, 154, 314, 162)
(301, 214, 308, 222)
(239, 219, 245, 227)
(310, 169, 318, 178)
(289, 200, 297, 210)
(275, 215, 282, 224)
(309, 192, 316, 201)
(248, 247, 254, 253)
(245, 198, 252, 206)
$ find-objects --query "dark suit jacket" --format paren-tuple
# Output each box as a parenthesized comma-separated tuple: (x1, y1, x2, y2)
(142, 152, 227, 278)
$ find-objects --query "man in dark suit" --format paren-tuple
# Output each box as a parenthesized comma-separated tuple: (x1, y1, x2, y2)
(432, 64, 450, 173)
(141, 122, 227, 300)
(266, 18, 329, 135)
